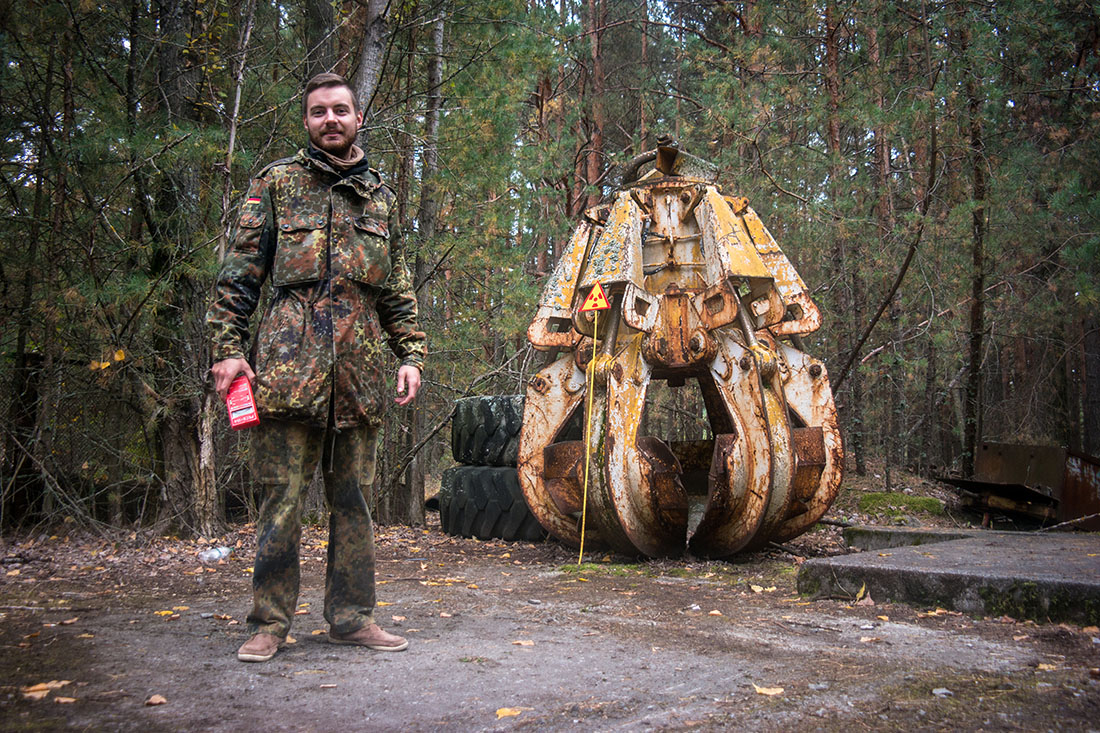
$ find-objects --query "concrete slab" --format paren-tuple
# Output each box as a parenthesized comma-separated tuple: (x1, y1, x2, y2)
(842, 525, 981, 551)
(798, 530, 1100, 625)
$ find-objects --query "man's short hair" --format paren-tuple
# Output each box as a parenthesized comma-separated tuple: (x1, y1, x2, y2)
(302, 73, 360, 114)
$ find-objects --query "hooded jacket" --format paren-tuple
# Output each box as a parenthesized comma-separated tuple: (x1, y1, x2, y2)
(207, 148, 426, 428)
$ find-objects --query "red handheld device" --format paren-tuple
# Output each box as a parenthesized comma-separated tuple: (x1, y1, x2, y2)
(226, 374, 260, 430)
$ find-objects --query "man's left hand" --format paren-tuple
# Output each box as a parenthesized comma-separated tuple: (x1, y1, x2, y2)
(395, 365, 421, 406)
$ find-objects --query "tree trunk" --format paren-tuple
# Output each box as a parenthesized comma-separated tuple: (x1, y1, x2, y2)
(352, 0, 391, 138)
(304, 0, 335, 81)
(3, 38, 56, 526)
(824, 3, 864, 475)
(150, 0, 220, 536)
(867, 15, 902, 466)
(961, 25, 986, 477)
(585, 0, 605, 209)
(1083, 313, 1100, 456)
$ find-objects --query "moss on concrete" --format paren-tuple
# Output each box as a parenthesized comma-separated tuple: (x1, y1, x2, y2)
(857, 491, 944, 520)
(979, 581, 1100, 625)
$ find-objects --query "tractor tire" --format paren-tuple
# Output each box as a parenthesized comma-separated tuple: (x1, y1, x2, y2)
(451, 395, 524, 466)
(436, 465, 544, 542)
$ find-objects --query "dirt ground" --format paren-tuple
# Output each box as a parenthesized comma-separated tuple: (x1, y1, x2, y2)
(2, 475, 1099, 731)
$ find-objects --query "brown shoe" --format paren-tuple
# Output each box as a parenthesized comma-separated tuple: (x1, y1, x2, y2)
(237, 632, 283, 662)
(329, 623, 409, 652)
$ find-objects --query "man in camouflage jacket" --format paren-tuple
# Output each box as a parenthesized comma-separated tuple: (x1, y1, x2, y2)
(207, 73, 425, 663)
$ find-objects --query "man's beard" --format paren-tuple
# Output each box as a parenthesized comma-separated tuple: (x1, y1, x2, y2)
(312, 127, 355, 156)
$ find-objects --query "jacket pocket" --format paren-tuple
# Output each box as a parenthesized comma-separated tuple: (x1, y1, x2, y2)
(338, 215, 391, 287)
(272, 210, 328, 286)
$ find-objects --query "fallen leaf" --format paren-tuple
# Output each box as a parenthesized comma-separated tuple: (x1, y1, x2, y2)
(860, 636, 883, 643)
(577, 577, 589, 582)
(154, 610, 173, 617)
(496, 707, 523, 719)
(244, 567, 254, 574)
(1013, 635, 1029, 641)
(467, 584, 479, 590)
(877, 615, 889, 621)
(213, 614, 233, 621)
(311, 629, 326, 636)
(172, 606, 189, 612)
(145, 694, 167, 706)
(76, 633, 94, 639)
(294, 610, 310, 615)
(1037, 663, 1057, 671)
(752, 683, 784, 696)
(23, 632, 40, 639)
(6, 569, 19, 577)
(377, 601, 392, 607)
(392, 615, 406, 623)
(55, 697, 76, 704)
(440, 612, 452, 618)
(708, 610, 723, 617)
(750, 584, 764, 593)
(512, 639, 535, 646)
(855, 583, 867, 602)
(285, 635, 297, 644)
(319, 684, 337, 689)
(1083, 626, 1099, 634)
(23, 689, 50, 701)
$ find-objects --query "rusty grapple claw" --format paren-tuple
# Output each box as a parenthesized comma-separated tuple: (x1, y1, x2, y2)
(517, 142, 843, 558)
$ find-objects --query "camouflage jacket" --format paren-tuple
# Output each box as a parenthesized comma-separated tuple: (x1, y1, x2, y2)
(207, 149, 426, 428)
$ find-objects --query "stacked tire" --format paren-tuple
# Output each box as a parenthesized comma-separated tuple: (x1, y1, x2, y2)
(437, 396, 543, 542)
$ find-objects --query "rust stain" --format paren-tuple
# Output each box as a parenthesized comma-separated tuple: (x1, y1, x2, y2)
(521, 144, 842, 557)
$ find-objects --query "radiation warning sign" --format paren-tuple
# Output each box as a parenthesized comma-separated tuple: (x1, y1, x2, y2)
(579, 281, 611, 312)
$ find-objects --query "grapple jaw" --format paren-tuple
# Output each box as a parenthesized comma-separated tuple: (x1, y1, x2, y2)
(519, 145, 843, 558)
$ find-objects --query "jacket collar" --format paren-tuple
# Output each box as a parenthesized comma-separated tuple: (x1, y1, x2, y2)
(295, 148, 381, 194)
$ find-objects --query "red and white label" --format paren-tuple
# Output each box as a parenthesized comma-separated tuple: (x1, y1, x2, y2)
(226, 374, 260, 430)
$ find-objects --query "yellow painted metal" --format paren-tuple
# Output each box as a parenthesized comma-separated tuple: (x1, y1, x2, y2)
(736, 203, 822, 336)
(528, 221, 593, 350)
(518, 142, 842, 558)
(770, 342, 844, 542)
(687, 333, 775, 557)
(517, 353, 586, 545)
(577, 192, 644, 290)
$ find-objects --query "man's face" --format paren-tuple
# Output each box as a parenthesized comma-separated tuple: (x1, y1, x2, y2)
(303, 85, 362, 157)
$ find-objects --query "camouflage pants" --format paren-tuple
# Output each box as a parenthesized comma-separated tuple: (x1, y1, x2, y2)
(247, 418, 377, 639)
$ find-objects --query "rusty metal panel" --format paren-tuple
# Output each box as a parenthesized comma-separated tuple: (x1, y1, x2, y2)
(944, 443, 1100, 529)
(1060, 451, 1100, 530)
(517, 354, 587, 546)
(516, 142, 842, 558)
(696, 188, 772, 282)
(736, 204, 822, 336)
(578, 192, 644, 290)
(974, 443, 1065, 496)
(771, 342, 844, 543)
(539, 221, 593, 311)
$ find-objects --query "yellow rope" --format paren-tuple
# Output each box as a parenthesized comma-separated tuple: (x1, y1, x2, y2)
(578, 309, 598, 565)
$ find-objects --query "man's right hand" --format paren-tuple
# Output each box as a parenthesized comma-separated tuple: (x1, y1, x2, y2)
(211, 358, 256, 401)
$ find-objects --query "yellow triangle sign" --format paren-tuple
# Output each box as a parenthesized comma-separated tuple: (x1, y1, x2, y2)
(579, 281, 611, 312)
